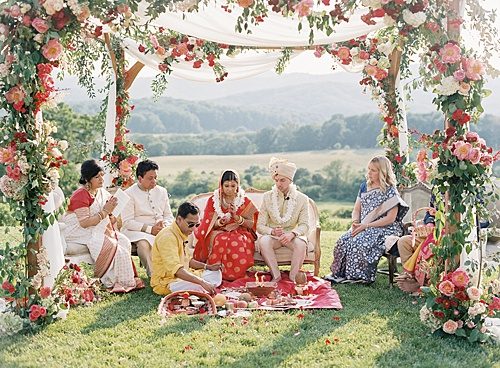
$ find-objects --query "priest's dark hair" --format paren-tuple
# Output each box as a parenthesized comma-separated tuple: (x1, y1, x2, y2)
(136, 159, 159, 179)
(177, 202, 199, 219)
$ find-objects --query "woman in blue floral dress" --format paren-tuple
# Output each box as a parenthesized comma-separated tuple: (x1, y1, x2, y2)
(326, 156, 409, 284)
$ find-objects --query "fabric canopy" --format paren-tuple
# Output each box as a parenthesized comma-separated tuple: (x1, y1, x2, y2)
(136, 1, 384, 47)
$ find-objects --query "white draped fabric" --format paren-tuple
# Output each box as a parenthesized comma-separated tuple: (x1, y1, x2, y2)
(136, 2, 384, 47)
(42, 187, 65, 288)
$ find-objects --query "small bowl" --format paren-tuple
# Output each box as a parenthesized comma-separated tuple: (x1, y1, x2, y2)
(245, 281, 277, 297)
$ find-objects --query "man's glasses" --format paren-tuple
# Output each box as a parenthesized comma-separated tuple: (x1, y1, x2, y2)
(186, 221, 200, 228)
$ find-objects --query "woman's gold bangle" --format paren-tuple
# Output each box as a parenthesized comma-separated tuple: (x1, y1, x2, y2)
(238, 216, 245, 225)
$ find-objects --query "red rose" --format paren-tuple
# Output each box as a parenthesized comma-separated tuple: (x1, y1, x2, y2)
(193, 60, 203, 68)
(2, 281, 15, 294)
(40, 286, 51, 299)
(372, 8, 385, 18)
(138, 44, 146, 53)
(83, 289, 95, 303)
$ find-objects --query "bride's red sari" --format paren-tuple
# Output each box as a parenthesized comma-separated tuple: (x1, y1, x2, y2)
(194, 195, 258, 281)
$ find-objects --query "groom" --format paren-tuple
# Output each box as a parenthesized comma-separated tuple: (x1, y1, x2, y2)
(256, 157, 310, 283)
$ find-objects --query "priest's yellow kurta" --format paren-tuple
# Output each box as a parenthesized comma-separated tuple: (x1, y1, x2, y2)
(151, 222, 201, 295)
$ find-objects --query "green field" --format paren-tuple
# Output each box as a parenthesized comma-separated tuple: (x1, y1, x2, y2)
(152, 149, 383, 179)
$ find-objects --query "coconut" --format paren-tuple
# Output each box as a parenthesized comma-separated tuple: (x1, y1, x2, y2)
(295, 271, 307, 285)
(238, 292, 253, 302)
(213, 293, 227, 307)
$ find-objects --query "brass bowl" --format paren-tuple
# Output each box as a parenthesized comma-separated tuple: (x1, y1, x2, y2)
(245, 281, 277, 297)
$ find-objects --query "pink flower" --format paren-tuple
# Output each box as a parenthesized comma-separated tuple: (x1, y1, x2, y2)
(294, 0, 313, 17)
(439, 42, 461, 64)
(453, 141, 472, 161)
(5, 85, 26, 105)
(467, 148, 481, 164)
(462, 58, 485, 81)
(42, 39, 63, 61)
(374, 68, 388, 81)
(364, 64, 377, 76)
(358, 50, 370, 60)
(0, 145, 16, 164)
(9, 5, 21, 18)
(438, 280, 455, 297)
(453, 69, 465, 81)
(313, 46, 324, 58)
(40, 286, 52, 299)
(416, 149, 427, 163)
(29, 304, 41, 321)
(32, 18, 49, 33)
(450, 269, 469, 288)
(6, 165, 21, 181)
(417, 162, 428, 182)
(466, 286, 482, 301)
(489, 296, 500, 310)
(0, 23, 9, 38)
(442, 319, 458, 334)
(150, 35, 159, 49)
(337, 46, 351, 60)
(119, 160, 133, 178)
(426, 22, 440, 32)
(465, 132, 479, 143)
(458, 82, 470, 96)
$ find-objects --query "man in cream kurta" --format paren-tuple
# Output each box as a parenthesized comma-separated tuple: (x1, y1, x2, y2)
(151, 202, 222, 295)
(122, 160, 174, 276)
(257, 157, 309, 283)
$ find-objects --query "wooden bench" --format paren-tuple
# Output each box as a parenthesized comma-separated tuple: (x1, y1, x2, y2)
(188, 188, 322, 275)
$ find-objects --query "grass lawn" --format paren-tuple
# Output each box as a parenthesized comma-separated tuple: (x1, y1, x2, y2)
(1, 231, 500, 367)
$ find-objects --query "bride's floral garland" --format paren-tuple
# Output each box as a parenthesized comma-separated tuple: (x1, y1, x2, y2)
(212, 187, 246, 221)
(270, 184, 297, 224)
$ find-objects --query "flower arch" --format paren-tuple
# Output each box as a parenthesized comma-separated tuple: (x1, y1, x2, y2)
(0, 0, 499, 338)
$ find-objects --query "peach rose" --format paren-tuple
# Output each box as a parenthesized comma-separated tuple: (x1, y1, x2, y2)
(5, 85, 26, 104)
(42, 38, 63, 61)
(466, 286, 482, 301)
(438, 280, 455, 297)
(237, 0, 254, 8)
(450, 269, 469, 288)
(32, 17, 49, 33)
(439, 42, 461, 64)
(442, 319, 458, 334)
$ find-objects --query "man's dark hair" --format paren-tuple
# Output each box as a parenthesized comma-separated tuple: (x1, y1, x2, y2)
(136, 159, 159, 178)
(177, 202, 199, 219)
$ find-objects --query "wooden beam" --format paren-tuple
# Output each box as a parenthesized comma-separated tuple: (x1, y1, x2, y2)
(104, 33, 118, 77)
(124, 61, 145, 91)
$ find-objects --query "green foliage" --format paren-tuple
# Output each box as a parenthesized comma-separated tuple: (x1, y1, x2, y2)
(0, 202, 18, 226)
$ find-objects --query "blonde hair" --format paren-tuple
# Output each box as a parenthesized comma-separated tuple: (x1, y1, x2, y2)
(366, 156, 396, 193)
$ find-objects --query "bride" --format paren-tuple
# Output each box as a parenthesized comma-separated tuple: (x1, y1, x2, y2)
(193, 170, 258, 281)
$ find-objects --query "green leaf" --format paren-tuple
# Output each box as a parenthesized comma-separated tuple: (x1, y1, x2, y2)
(455, 328, 466, 337)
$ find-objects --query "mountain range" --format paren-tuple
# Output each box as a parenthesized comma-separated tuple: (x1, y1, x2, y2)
(60, 71, 500, 129)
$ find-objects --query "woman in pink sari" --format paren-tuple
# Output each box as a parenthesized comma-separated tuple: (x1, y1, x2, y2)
(60, 159, 144, 292)
(194, 170, 258, 281)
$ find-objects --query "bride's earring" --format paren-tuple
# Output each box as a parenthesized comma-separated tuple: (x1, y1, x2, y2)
(85, 182, 91, 191)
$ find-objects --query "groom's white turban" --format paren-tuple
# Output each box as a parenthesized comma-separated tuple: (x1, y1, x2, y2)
(269, 157, 297, 181)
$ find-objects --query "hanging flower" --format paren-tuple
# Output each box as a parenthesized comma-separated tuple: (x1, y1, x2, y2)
(294, 0, 314, 17)
(462, 58, 485, 81)
(439, 43, 461, 64)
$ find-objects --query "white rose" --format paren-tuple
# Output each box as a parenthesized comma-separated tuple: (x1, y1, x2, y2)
(369, 58, 378, 66)
(434, 76, 460, 96)
(55, 307, 69, 320)
(58, 140, 69, 151)
(350, 47, 359, 56)
(377, 57, 391, 69)
(377, 41, 395, 56)
(402, 9, 427, 28)
(468, 302, 486, 317)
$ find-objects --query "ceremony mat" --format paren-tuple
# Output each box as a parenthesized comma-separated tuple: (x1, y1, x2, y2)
(218, 271, 343, 310)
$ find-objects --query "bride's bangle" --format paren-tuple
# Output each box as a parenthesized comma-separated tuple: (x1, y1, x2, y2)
(238, 216, 245, 225)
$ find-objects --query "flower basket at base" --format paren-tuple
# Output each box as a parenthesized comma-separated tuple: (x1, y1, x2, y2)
(411, 207, 434, 238)
(157, 291, 216, 318)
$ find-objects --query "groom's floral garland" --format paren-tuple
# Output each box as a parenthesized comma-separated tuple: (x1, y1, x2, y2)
(270, 184, 298, 224)
(212, 187, 246, 221)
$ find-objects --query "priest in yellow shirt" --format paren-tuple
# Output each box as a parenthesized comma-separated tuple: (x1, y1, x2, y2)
(151, 201, 222, 295)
